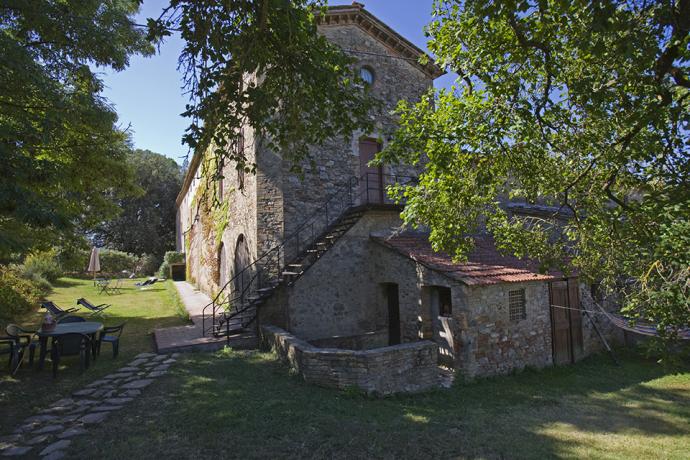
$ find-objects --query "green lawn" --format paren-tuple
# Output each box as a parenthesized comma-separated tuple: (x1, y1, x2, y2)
(0, 277, 188, 435)
(2, 278, 689, 459)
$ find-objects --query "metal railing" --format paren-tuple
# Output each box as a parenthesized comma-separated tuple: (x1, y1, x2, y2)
(201, 171, 417, 338)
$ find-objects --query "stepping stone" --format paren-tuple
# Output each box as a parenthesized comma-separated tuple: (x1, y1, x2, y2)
(0, 445, 32, 456)
(40, 440, 70, 456)
(13, 422, 39, 434)
(25, 415, 59, 423)
(109, 373, 134, 379)
(134, 352, 156, 359)
(148, 371, 167, 378)
(142, 362, 157, 368)
(57, 414, 81, 424)
(118, 367, 139, 372)
(49, 399, 74, 409)
(171, 353, 180, 358)
(120, 389, 141, 397)
(56, 427, 87, 440)
(72, 388, 95, 397)
(34, 425, 63, 435)
(92, 405, 123, 412)
(66, 406, 89, 416)
(128, 358, 148, 367)
(25, 434, 51, 445)
(163, 358, 176, 364)
(104, 397, 132, 405)
(102, 390, 117, 398)
(79, 412, 109, 424)
(152, 355, 167, 362)
(86, 379, 109, 388)
(43, 451, 66, 460)
(74, 399, 98, 407)
(0, 435, 21, 445)
(121, 379, 153, 390)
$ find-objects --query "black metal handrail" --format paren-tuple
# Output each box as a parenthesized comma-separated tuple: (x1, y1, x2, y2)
(201, 171, 417, 337)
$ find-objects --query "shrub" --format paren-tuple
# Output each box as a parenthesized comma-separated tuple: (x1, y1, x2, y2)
(157, 251, 184, 278)
(99, 249, 139, 275)
(22, 250, 62, 283)
(137, 253, 161, 277)
(0, 266, 43, 321)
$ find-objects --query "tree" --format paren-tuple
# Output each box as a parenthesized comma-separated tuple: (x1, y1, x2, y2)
(380, 0, 689, 342)
(0, 0, 152, 261)
(93, 149, 183, 258)
(148, 0, 377, 204)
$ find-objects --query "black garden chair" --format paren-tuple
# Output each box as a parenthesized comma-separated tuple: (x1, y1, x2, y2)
(98, 323, 125, 358)
(5, 324, 37, 368)
(0, 336, 22, 375)
(76, 297, 111, 316)
(50, 333, 91, 378)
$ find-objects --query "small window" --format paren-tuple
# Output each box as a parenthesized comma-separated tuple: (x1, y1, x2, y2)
(236, 130, 245, 189)
(509, 289, 526, 322)
(360, 66, 374, 85)
(438, 286, 452, 317)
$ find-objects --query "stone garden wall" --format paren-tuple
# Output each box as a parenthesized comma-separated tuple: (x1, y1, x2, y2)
(261, 325, 439, 395)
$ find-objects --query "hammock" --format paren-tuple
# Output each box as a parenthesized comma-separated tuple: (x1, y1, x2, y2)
(599, 308, 690, 340)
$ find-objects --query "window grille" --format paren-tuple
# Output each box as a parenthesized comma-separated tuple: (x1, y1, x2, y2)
(509, 289, 526, 322)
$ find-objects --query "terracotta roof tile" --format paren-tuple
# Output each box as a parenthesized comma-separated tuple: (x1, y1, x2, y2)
(373, 232, 562, 286)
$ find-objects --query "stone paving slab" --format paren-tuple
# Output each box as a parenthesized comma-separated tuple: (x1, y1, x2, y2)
(0, 353, 178, 458)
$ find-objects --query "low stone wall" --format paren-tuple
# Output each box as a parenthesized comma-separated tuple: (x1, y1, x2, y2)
(261, 325, 439, 395)
(308, 330, 389, 350)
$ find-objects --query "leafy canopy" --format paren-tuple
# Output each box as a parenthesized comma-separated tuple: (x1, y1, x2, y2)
(148, 0, 376, 204)
(0, 0, 153, 260)
(380, 0, 689, 338)
(93, 149, 184, 259)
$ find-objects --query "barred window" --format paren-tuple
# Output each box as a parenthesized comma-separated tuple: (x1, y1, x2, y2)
(509, 289, 526, 322)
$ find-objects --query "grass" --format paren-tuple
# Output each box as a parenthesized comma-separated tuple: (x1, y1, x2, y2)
(3, 278, 689, 459)
(68, 350, 690, 460)
(0, 277, 188, 435)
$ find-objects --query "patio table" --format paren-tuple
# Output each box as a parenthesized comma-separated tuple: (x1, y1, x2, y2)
(36, 322, 104, 370)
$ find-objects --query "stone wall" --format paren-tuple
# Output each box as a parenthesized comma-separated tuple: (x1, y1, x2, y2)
(262, 325, 439, 395)
(461, 282, 553, 378)
(309, 330, 389, 350)
(284, 209, 403, 341)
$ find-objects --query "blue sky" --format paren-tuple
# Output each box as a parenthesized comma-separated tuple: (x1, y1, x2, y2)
(99, 1, 453, 165)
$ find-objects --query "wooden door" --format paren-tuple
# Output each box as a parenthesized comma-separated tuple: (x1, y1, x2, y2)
(568, 278, 584, 361)
(549, 278, 584, 365)
(550, 280, 572, 365)
(359, 138, 383, 204)
(386, 283, 401, 345)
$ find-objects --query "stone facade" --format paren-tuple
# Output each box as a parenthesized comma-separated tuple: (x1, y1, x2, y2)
(176, 5, 436, 297)
(261, 325, 439, 395)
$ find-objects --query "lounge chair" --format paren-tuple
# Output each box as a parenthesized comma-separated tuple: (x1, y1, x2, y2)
(76, 298, 111, 316)
(135, 277, 158, 288)
(58, 315, 86, 324)
(41, 301, 78, 319)
(97, 323, 125, 358)
(50, 333, 91, 378)
(5, 324, 37, 368)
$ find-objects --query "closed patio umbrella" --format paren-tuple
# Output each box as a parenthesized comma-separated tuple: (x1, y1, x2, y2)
(87, 247, 101, 282)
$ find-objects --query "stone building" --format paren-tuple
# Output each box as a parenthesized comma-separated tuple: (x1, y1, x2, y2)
(174, 3, 621, 386)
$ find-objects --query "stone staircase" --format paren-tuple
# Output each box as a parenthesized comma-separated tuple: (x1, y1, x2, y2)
(153, 282, 258, 353)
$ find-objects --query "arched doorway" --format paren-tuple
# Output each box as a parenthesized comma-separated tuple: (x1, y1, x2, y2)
(233, 234, 251, 298)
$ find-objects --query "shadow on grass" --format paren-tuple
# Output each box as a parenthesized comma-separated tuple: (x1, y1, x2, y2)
(51, 279, 82, 288)
(0, 312, 188, 435)
(71, 348, 690, 459)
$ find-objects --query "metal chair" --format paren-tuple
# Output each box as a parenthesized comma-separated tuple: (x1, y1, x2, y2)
(0, 336, 22, 375)
(98, 323, 125, 358)
(50, 333, 91, 378)
(5, 324, 37, 367)
(41, 301, 78, 319)
(76, 297, 111, 316)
